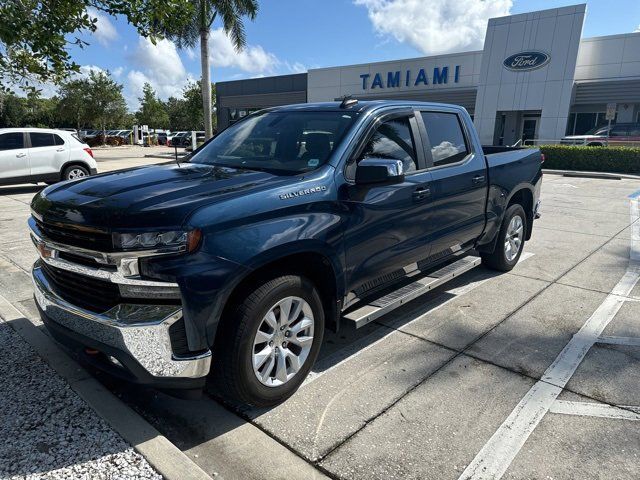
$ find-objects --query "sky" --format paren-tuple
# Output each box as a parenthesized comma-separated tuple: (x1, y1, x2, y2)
(61, 0, 640, 110)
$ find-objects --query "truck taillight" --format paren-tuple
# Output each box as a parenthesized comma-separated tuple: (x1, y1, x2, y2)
(84, 147, 94, 158)
(540, 153, 545, 163)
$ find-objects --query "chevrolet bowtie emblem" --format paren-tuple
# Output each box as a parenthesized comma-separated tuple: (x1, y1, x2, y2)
(37, 241, 54, 260)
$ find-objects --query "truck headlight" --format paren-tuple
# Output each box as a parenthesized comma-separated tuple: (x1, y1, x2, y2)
(113, 229, 201, 252)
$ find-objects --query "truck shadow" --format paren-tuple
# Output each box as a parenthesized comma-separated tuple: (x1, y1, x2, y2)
(6, 255, 640, 477)
(0, 185, 44, 196)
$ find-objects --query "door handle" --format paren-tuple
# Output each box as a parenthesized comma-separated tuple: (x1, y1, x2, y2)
(472, 175, 485, 184)
(412, 186, 430, 201)
(56, 148, 65, 152)
(16, 152, 26, 158)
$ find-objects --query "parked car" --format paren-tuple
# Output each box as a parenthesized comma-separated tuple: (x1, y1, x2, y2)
(29, 101, 542, 406)
(0, 128, 97, 186)
(80, 130, 99, 140)
(157, 132, 169, 145)
(172, 131, 206, 148)
(561, 122, 640, 146)
(184, 132, 207, 151)
(116, 130, 133, 143)
(167, 131, 187, 147)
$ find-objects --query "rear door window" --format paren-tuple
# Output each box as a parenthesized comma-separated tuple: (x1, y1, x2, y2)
(0, 132, 25, 150)
(30, 132, 56, 148)
(54, 134, 65, 145)
(420, 112, 469, 166)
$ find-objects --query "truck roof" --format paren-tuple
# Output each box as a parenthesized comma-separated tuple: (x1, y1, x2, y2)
(267, 100, 465, 113)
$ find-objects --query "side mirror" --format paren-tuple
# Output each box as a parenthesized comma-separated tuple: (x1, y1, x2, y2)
(355, 158, 405, 185)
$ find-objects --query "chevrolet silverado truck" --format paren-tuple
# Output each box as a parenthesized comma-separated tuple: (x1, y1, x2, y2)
(29, 100, 542, 406)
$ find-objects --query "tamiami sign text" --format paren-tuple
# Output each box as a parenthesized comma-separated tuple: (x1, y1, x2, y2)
(359, 66, 461, 90)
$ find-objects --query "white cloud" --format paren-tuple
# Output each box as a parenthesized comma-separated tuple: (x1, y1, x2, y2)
(124, 37, 194, 109)
(354, 0, 512, 55)
(185, 47, 197, 61)
(87, 7, 118, 46)
(77, 64, 105, 78)
(635, 24, 640, 33)
(284, 61, 307, 74)
(208, 28, 279, 73)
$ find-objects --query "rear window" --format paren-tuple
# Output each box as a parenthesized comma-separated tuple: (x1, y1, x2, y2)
(420, 112, 469, 166)
(0, 132, 24, 150)
(30, 132, 56, 148)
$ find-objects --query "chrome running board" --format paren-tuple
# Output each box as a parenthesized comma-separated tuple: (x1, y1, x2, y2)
(342, 255, 481, 329)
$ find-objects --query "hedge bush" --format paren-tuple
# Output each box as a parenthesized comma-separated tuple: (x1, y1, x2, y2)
(537, 145, 640, 175)
(86, 135, 126, 147)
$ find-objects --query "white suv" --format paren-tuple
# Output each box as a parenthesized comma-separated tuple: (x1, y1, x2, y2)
(0, 128, 98, 186)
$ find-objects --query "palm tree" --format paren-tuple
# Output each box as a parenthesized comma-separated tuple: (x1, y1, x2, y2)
(166, 0, 258, 139)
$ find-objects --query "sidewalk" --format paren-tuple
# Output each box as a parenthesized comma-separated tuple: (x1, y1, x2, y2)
(0, 319, 162, 480)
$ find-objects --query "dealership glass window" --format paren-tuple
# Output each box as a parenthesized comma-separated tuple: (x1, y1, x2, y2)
(420, 112, 469, 166)
(229, 108, 261, 123)
(566, 112, 616, 136)
(0, 132, 24, 150)
(358, 116, 417, 174)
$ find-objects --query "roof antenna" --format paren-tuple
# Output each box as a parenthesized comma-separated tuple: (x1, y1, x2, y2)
(174, 143, 181, 167)
(340, 95, 358, 109)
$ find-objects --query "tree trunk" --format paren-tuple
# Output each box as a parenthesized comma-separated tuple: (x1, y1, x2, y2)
(200, 28, 213, 140)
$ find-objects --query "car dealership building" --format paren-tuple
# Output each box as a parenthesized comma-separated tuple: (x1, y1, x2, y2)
(216, 4, 640, 146)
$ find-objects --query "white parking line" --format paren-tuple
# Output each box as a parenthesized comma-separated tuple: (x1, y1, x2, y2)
(459, 195, 640, 480)
(302, 252, 534, 388)
(549, 400, 640, 421)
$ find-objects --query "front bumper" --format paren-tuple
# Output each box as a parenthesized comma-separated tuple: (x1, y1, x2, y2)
(33, 262, 211, 390)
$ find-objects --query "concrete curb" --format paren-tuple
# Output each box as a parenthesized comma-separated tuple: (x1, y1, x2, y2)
(0, 294, 215, 480)
(543, 168, 640, 180)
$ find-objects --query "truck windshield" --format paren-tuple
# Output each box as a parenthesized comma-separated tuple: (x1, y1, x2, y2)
(189, 111, 357, 173)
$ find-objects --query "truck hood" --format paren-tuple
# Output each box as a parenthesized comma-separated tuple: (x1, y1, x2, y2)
(31, 162, 294, 230)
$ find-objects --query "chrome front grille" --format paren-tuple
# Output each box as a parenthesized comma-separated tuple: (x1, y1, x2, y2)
(35, 218, 113, 251)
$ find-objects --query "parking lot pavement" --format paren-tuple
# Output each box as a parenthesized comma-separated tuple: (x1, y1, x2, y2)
(1, 172, 640, 480)
(91, 145, 179, 172)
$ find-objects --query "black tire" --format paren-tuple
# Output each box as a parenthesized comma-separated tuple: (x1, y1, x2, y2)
(212, 275, 325, 407)
(481, 204, 526, 272)
(63, 164, 89, 180)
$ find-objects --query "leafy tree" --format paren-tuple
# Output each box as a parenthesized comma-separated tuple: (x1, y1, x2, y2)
(0, 0, 195, 92)
(84, 70, 127, 137)
(0, 92, 28, 127)
(161, 0, 257, 139)
(166, 81, 216, 131)
(0, 91, 58, 127)
(57, 78, 91, 131)
(136, 83, 169, 128)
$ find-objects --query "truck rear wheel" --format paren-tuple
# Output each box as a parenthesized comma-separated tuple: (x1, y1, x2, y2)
(481, 204, 526, 272)
(212, 275, 324, 407)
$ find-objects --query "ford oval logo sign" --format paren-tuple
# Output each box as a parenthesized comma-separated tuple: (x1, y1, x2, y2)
(503, 51, 550, 71)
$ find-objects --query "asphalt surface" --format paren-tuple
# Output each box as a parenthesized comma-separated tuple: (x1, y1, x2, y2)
(0, 160, 639, 480)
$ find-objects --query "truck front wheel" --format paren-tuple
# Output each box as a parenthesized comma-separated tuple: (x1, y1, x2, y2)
(212, 275, 325, 407)
(481, 204, 526, 272)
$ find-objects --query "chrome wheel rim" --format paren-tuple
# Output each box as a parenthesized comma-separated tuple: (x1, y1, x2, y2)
(68, 168, 86, 179)
(252, 296, 314, 387)
(504, 214, 524, 262)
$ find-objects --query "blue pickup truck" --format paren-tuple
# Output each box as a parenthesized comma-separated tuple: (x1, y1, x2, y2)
(29, 100, 542, 406)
